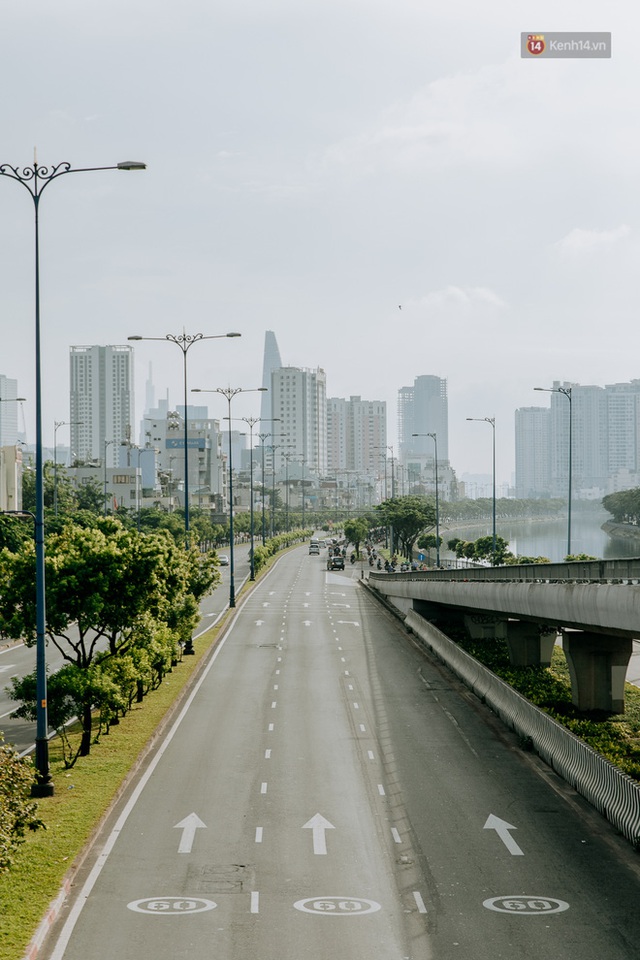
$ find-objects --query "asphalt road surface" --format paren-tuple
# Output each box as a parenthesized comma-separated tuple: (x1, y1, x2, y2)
(40, 544, 640, 959)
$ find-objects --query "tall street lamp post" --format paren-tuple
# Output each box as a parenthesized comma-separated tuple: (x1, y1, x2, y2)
(226, 417, 277, 580)
(466, 416, 496, 564)
(193, 387, 266, 607)
(535, 385, 573, 557)
(54, 420, 81, 517)
(412, 431, 440, 567)
(128, 331, 241, 549)
(0, 156, 146, 796)
(268, 442, 291, 536)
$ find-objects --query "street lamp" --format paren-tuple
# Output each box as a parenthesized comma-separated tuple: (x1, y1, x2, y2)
(257, 428, 283, 544)
(0, 155, 146, 796)
(412, 432, 440, 567)
(54, 420, 82, 518)
(267, 442, 289, 536)
(128, 331, 241, 548)
(466, 417, 496, 564)
(192, 387, 266, 607)
(225, 416, 277, 581)
(535, 385, 573, 556)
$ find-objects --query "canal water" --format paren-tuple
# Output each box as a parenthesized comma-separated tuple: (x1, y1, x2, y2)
(440, 509, 640, 564)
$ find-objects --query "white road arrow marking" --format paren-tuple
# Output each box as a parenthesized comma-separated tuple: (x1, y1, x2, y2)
(255, 620, 264, 626)
(302, 620, 312, 626)
(336, 620, 360, 626)
(303, 813, 335, 855)
(174, 813, 206, 854)
(483, 814, 524, 856)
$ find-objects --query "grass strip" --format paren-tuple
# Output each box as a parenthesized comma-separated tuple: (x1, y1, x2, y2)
(0, 619, 224, 960)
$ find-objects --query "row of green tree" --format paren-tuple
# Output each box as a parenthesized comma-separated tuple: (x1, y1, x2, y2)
(0, 515, 219, 766)
(440, 497, 566, 522)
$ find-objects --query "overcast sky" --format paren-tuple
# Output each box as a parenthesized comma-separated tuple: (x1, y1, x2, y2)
(1, 1, 637, 486)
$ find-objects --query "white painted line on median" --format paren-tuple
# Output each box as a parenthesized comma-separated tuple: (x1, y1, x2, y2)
(413, 892, 428, 914)
(359, 724, 366, 732)
(265, 749, 271, 759)
(261, 782, 268, 794)
(391, 828, 402, 844)
(268, 723, 274, 731)
(255, 827, 263, 843)
(353, 702, 359, 709)
(251, 891, 260, 913)
(378, 784, 386, 796)
(271, 701, 277, 708)
(368, 751, 374, 760)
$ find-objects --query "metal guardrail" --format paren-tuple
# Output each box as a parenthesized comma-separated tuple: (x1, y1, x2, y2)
(404, 608, 640, 849)
(370, 556, 640, 584)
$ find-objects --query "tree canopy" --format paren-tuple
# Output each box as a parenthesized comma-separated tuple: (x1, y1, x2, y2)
(0, 516, 218, 760)
(375, 496, 436, 559)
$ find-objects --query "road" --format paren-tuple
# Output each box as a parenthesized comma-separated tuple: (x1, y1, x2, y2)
(0, 543, 253, 754)
(40, 544, 640, 959)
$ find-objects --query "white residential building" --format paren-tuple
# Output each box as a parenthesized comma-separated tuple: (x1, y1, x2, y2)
(269, 366, 327, 477)
(70, 345, 134, 467)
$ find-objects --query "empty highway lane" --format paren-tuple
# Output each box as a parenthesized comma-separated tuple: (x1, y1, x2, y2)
(41, 545, 640, 959)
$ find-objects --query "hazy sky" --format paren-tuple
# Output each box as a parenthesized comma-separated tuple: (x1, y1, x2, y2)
(1, 1, 637, 485)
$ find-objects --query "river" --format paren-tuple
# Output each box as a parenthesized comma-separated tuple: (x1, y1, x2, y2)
(440, 508, 640, 564)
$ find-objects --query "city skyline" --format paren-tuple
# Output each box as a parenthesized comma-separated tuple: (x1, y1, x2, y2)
(1, 2, 638, 488)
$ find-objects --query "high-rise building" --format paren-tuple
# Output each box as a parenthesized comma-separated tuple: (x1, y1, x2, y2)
(398, 375, 449, 464)
(0, 375, 19, 447)
(70, 345, 134, 467)
(515, 406, 550, 498)
(327, 395, 387, 475)
(269, 366, 327, 476)
(515, 380, 640, 500)
(260, 331, 283, 427)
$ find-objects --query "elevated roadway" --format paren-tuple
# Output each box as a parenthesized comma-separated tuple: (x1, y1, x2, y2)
(368, 557, 640, 713)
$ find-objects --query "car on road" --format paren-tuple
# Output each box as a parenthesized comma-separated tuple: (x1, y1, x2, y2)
(309, 543, 320, 555)
(218, 554, 230, 565)
(327, 554, 345, 570)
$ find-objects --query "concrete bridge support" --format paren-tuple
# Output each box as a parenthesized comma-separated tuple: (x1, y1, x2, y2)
(506, 621, 557, 668)
(463, 614, 507, 640)
(562, 632, 633, 714)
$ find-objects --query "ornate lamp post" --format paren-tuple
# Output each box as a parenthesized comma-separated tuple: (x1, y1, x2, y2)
(128, 331, 241, 549)
(0, 156, 145, 796)
(192, 387, 266, 607)
(467, 416, 496, 564)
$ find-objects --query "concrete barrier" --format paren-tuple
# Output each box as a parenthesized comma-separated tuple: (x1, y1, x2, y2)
(404, 607, 640, 849)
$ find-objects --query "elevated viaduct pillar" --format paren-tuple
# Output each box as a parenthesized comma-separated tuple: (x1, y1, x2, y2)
(506, 621, 557, 668)
(562, 631, 633, 714)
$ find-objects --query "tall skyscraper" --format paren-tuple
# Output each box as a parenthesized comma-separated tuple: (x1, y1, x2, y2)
(327, 395, 387, 475)
(515, 380, 640, 500)
(70, 345, 134, 467)
(260, 331, 283, 427)
(398, 375, 449, 463)
(515, 406, 550, 498)
(270, 366, 327, 475)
